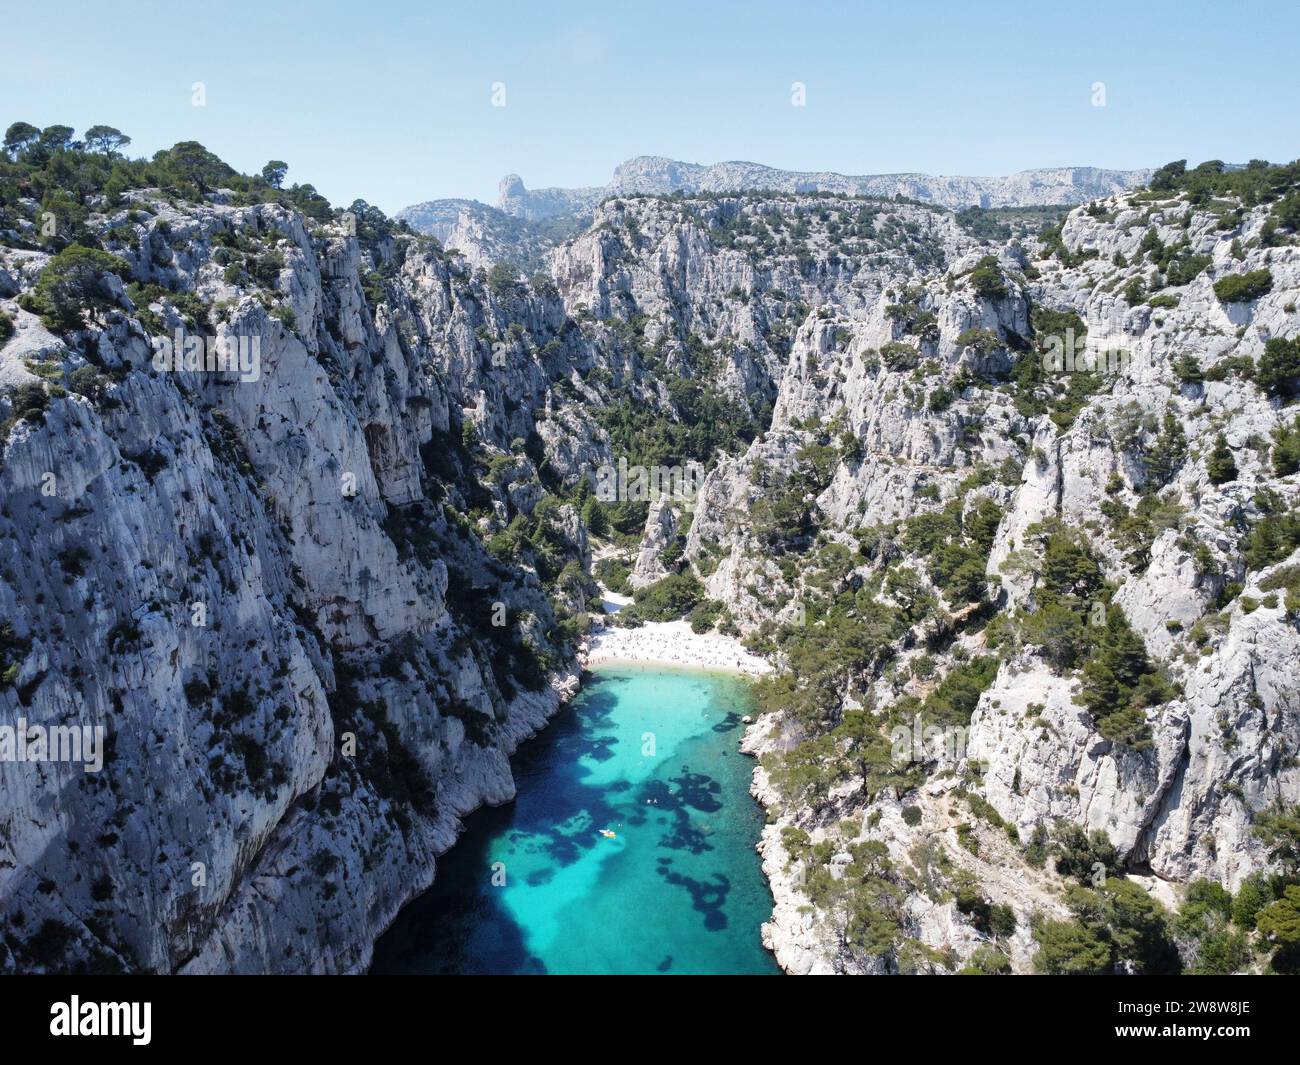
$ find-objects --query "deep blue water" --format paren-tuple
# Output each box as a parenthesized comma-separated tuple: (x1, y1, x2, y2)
(370, 666, 779, 975)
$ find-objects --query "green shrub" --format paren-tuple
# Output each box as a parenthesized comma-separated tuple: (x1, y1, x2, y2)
(1171, 353, 1203, 385)
(8, 381, 50, 424)
(1253, 803, 1300, 875)
(593, 557, 632, 596)
(1258, 337, 1300, 400)
(1033, 918, 1111, 974)
(1205, 354, 1255, 383)
(1243, 490, 1300, 569)
(1213, 269, 1272, 303)
(487, 261, 519, 298)
(687, 598, 723, 633)
(879, 340, 920, 371)
(580, 496, 610, 538)
(1256, 885, 1300, 973)
(24, 244, 131, 331)
(954, 327, 1001, 355)
(1231, 872, 1272, 930)
(918, 655, 999, 727)
(1053, 823, 1120, 883)
(1206, 434, 1237, 485)
(968, 255, 1008, 300)
(67, 365, 108, 402)
(1147, 157, 1300, 211)
(1162, 253, 1211, 287)
(1061, 878, 1181, 974)
(1079, 610, 1169, 749)
(620, 572, 704, 624)
(959, 944, 1012, 975)
(955, 883, 1017, 939)
(1145, 412, 1188, 489)
(1023, 601, 1090, 671)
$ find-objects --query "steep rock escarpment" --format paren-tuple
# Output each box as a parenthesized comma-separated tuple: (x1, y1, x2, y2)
(674, 176, 1300, 973)
(4, 144, 1300, 976)
(0, 189, 583, 973)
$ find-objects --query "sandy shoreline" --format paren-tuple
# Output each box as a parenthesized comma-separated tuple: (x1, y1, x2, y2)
(580, 618, 772, 677)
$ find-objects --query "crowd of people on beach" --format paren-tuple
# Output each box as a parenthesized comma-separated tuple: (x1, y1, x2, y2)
(579, 618, 771, 676)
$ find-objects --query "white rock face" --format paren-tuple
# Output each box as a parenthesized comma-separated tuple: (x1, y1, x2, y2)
(606, 157, 1152, 209)
(394, 198, 575, 273)
(966, 660, 1187, 859)
(967, 565, 1300, 896)
(629, 497, 679, 589)
(495, 156, 1152, 219)
(0, 194, 583, 974)
(677, 183, 1300, 972)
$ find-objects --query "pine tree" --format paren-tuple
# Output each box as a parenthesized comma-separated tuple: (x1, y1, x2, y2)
(1146, 412, 1188, 486)
(1206, 433, 1237, 485)
(1258, 336, 1300, 399)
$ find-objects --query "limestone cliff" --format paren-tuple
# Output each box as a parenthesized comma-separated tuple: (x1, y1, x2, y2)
(4, 141, 1299, 976)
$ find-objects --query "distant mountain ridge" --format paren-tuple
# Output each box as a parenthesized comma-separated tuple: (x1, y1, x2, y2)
(598, 156, 1153, 210)
(396, 154, 1153, 264)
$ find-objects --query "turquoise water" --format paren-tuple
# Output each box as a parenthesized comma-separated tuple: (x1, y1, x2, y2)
(370, 666, 780, 975)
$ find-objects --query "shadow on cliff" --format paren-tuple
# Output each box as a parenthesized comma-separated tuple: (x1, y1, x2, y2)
(370, 680, 626, 973)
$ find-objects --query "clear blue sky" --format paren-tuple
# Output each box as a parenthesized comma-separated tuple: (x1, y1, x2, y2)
(4, 0, 1298, 214)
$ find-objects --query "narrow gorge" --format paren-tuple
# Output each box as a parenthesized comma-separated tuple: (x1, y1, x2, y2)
(3, 135, 1300, 975)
